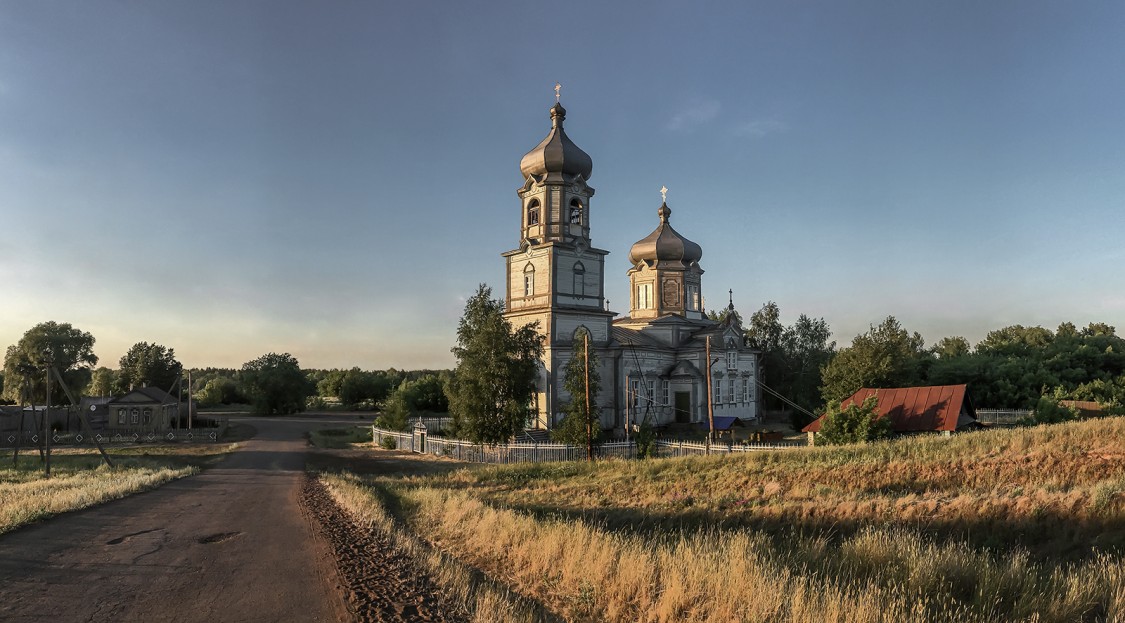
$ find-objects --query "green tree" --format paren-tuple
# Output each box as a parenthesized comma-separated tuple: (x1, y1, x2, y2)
(375, 388, 413, 431)
(317, 369, 347, 398)
(240, 352, 311, 415)
(195, 376, 247, 407)
(115, 342, 181, 394)
(2, 321, 98, 404)
(931, 336, 970, 359)
(817, 395, 890, 445)
(85, 367, 117, 396)
(551, 329, 602, 448)
(447, 285, 544, 444)
(976, 325, 1054, 357)
(820, 316, 926, 404)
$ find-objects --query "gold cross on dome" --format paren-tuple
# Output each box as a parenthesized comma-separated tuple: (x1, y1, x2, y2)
(555, 83, 561, 102)
(660, 185, 668, 202)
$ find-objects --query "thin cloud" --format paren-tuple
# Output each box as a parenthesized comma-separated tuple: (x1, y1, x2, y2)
(734, 118, 788, 138)
(667, 100, 721, 131)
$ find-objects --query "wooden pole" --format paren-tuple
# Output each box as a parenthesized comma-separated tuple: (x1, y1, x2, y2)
(187, 370, 193, 429)
(624, 375, 631, 443)
(584, 332, 592, 462)
(44, 360, 52, 478)
(705, 336, 715, 454)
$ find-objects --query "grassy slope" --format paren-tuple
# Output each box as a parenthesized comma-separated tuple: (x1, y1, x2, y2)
(345, 417, 1125, 622)
(0, 444, 236, 534)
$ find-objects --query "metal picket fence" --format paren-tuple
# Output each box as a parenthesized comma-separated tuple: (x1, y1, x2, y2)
(974, 409, 1031, 426)
(371, 425, 798, 464)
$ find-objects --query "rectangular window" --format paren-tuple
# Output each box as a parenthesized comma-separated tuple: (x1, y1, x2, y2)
(727, 351, 738, 369)
(743, 378, 750, 403)
(629, 379, 640, 408)
(524, 274, 534, 297)
(728, 379, 736, 404)
(651, 382, 659, 408)
(661, 380, 670, 406)
(117, 408, 126, 425)
(637, 283, 653, 309)
(686, 285, 700, 311)
(713, 378, 722, 404)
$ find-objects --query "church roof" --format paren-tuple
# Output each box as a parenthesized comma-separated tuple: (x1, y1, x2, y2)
(519, 102, 593, 182)
(611, 326, 669, 349)
(628, 202, 703, 266)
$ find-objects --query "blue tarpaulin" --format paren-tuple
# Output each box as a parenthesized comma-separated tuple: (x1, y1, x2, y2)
(696, 416, 743, 431)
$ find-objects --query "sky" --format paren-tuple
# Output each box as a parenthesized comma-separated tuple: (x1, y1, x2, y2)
(1, 1, 1123, 370)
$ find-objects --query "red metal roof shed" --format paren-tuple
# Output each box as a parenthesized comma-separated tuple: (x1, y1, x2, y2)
(803, 385, 975, 433)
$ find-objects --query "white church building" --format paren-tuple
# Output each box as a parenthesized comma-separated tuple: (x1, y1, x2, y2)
(501, 99, 761, 435)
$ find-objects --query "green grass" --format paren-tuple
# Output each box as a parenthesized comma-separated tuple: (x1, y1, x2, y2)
(309, 426, 372, 449)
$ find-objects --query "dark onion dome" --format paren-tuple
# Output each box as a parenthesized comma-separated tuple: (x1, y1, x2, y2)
(519, 102, 593, 181)
(628, 203, 703, 265)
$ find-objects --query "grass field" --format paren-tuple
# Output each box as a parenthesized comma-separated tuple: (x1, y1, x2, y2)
(0, 443, 237, 534)
(332, 417, 1125, 622)
(309, 426, 372, 449)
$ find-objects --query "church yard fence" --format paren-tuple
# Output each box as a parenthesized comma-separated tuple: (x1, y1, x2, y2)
(0, 423, 229, 448)
(371, 425, 798, 464)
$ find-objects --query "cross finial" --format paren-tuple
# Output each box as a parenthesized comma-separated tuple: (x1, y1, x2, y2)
(554, 82, 561, 102)
(729, 289, 734, 307)
(660, 185, 668, 202)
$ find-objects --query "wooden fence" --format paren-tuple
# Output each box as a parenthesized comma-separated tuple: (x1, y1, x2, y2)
(372, 425, 800, 464)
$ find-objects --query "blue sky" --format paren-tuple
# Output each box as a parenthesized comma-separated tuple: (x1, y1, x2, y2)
(1, 1, 1123, 369)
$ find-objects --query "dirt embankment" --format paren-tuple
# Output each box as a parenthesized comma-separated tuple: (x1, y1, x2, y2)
(301, 474, 466, 623)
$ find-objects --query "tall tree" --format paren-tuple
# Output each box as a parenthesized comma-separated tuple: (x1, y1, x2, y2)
(85, 367, 117, 397)
(745, 302, 835, 416)
(115, 342, 181, 394)
(447, 285, 544, 444)
(820, 316, 926, 403)
(552, 328, 602, 448)
(240, 352, 311, 415)
(2, 321, 98, 404)
(931, 336, 971, 359)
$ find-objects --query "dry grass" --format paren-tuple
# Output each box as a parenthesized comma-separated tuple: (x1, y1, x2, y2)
(0, 444, 237, 534)
(318, 472, 555, 623)
(330, 416, 1125, 621)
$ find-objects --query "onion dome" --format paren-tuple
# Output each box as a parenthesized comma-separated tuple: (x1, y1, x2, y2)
(519, 103, 593, 181)
(628, 203, 703, 265)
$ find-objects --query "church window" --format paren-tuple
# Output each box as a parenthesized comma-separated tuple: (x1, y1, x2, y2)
(742, 378, 750, 403)
(523, 264, 535, 297)
(637, 283, 653, 309)
(573, 262, 585, 296)
(527, 200, 540, 226)
(727, 351, 738, 369)
(569, 199, 582, 225)
(629, 378, 641, 408)
(728, 378, 736, 404)
(713, 378, 722, 404)
(686, 285, 700, 311)
(661, 380, 670, 406)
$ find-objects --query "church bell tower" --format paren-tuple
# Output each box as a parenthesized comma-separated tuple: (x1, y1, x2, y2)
(502, 95, 613, 428)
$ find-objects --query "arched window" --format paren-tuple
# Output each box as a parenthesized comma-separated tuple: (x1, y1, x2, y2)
(569, 198, 583, 225)
(573, 262, 585, 296)
(523, 264, 535, 297)
(527, 199, 540, 226)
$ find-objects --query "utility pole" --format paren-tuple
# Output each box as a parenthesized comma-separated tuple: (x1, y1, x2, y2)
(43, 349, 54, 478)
(584, 332, 592, 462)
(624, 375, 631, 443)
(187, 369, 193, 429)
(705, 336, 715, 454)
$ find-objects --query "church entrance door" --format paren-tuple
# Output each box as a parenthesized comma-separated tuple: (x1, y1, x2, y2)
(674, 391, 691, 423)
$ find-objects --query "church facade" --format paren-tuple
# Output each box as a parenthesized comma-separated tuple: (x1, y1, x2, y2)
(501, 99, 760, 435)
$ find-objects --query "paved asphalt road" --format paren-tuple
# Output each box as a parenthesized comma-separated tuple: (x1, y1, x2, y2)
(0, 416, 366, 623)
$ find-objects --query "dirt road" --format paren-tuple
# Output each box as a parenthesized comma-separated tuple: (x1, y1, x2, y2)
(0, 417, 358, 623)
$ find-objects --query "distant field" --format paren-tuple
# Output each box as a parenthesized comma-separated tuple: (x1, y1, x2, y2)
(333, 417, 1125, 622)
(0, 443, 237, 534)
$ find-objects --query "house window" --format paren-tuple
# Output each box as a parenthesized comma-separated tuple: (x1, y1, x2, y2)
(713, 378, 722, 404)
(728, 379, 736, 404)
(686, 285, 700, 311)
(727, 351, 738, 369)
(143, 408, 152, 425)
(523, 264, 535, 297)
(527, 199, 540, 226)
(573, 262, 585, 296)
(117, 408, 126, 425)
(661, 380, 670, 406)
(569, 199, 582, 224)
(637, 283, 653, 309)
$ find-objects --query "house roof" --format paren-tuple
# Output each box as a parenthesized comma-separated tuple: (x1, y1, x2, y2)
(803, 385, 975, 433)
(112, 386, 178, 405)
(696, 416, 743, 431)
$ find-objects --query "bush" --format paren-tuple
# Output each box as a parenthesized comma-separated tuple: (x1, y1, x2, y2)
(817, 395, 890, 445)
(379, 436, 397, 450)
(1020, 392, 1081, 426)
